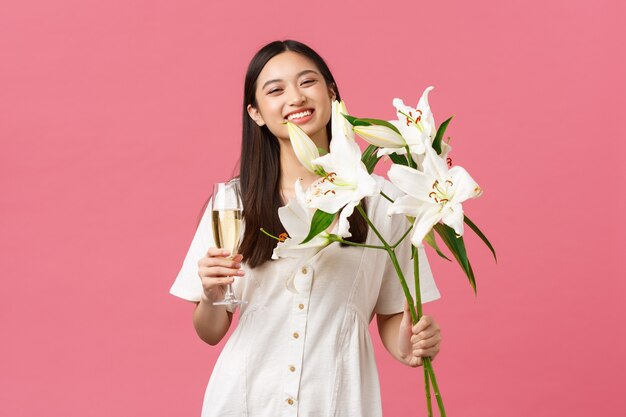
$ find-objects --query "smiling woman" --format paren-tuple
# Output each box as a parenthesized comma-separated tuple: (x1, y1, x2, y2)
(169, 40, 442, 417)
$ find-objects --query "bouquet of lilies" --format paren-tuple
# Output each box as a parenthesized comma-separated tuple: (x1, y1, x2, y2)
(264, 87, 497, 417)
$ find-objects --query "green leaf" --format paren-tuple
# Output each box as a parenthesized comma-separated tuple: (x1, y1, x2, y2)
(316, 147, 328, 156)
(341, 114, 402, 135)
(388, 152, 408, 166)
(464, 215, 497, 263)
(361, 144, 382, 174)
(424, 229, 451, 261)
(434, 223, 477, 294)
(342, 114, 371, 127)
(432, 116, 453, 155)
(301, 210, 335, 244)
(356, 118, 402, 135)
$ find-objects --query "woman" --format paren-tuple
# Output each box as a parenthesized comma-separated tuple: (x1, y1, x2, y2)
(170, 40, 442, 417)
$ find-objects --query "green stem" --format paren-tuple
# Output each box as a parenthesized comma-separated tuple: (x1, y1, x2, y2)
(424, 358, 446, 417)
(392, 224, 413, 249)
(356, 205, 390, 250)
(330, 236, 385, 250)
(413, 246, 431, 416)
(357, 204, 444, 416)
(355, 204, 418, 323)
(425, 367, 433, 417)
(387, 250, 418, 324)
(412, 246, 423, 319)
(379, 190, 394, 203)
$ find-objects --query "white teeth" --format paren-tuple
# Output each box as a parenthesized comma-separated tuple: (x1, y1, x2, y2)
(287, 110, 312, 120)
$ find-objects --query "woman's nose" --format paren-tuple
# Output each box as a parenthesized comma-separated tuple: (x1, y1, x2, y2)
(288, 90, 306, 105)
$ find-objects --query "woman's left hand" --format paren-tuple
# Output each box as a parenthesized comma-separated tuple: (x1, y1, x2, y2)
(398, 304, 441, 367)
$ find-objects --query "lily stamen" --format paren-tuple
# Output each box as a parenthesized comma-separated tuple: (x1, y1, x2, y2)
(321, 172, 337, 183)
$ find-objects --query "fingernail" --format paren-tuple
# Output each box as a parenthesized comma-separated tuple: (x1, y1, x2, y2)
(234, 263, 241, 268)
(222, 250, 230, 256)
(237, 270, 245, 276)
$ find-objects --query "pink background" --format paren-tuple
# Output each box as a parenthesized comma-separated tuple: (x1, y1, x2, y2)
(2, 0, 624, 416)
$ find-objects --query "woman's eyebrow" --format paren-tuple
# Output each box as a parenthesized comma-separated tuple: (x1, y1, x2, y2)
(261, 69, 319, 90)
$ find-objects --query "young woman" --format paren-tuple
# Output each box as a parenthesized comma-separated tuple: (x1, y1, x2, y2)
(170, 40, 442, 417)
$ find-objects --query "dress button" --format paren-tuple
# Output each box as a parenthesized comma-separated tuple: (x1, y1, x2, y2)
(287, 398, 294, 405)
(301, 266, 308, 274)
(298, 303, 305, 310)
(293, 332, 300, 339)
(289, 365, 296, 372)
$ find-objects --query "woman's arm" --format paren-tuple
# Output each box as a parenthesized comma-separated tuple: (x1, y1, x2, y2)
(193, 299, 232, 345)
(377, 308, 441, 367)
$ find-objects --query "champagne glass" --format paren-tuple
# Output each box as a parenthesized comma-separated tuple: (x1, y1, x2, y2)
(211, 181, 246, 306)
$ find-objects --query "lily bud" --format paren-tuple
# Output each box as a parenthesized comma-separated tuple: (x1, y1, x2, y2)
(354, 125, 406, 148)
(331, 100, 355, 142)
(287, 122, 321, 174)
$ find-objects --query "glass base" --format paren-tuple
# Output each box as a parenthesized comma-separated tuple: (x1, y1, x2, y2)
(213, 298, 247, 306)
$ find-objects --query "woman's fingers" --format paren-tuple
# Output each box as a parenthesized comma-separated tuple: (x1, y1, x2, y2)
(408, 315, 441, 361)
(199, 266, 245, 278)
(205, 247, 244, 261)
(197, 248, 245, 301)
(410, 332, 441, 349)
(198, 256, 241, 269)
(408, 356, 423, 367)
(411, 315, 436, 334)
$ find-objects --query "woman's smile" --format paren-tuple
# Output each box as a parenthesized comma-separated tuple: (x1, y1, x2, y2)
(284, 108, 315, 124)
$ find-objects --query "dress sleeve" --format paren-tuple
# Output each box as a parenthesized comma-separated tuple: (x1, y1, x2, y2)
(169, 199, 213, 302)
(373, 200, 441, 316)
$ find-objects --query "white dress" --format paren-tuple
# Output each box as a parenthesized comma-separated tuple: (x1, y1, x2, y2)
(170, 175, 440, 417)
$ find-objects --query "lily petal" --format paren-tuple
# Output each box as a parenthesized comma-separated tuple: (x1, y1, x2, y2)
(336, 201, 358, 238)
(410, 204, 443, 247)
(448, 166, 483, 203)
(307, 181, 356, 214)
(387, 195, 426, 218)
(441, 203, 465, 237)
(388, 164, 437, 204)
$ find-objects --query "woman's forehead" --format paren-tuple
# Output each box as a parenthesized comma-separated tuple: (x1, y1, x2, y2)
(257, 51, 320, 84)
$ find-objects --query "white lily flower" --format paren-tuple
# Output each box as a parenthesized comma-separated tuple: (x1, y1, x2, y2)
(306, 101, 380, 238)
(286, 122, 324, 175)
(387, 147, 482, 247)
(393, 86, 436, 152)
(353, 86, 437, 159)
(273, 179, 332, 259)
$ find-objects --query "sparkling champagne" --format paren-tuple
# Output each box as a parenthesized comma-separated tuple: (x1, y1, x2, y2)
(212, 209, 242, 255)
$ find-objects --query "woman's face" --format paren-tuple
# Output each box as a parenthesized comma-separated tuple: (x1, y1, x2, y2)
(247, 51, 336, 145)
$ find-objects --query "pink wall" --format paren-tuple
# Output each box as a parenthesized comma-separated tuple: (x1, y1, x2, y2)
(1, 0, 624, 415)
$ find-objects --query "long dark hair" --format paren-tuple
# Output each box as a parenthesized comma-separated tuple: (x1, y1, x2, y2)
(235, 40, 368, 268)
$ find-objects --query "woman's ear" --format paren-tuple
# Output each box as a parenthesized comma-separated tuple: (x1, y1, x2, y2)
(247, 104, 266, 126)
(329, 85, 337, 101)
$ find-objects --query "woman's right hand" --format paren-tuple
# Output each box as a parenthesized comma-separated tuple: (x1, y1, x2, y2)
(197, 247, 245, 303)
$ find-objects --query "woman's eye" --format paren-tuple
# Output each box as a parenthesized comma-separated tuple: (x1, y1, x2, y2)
(301, 79, 316, 86)
(268, 88, 282, 95)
